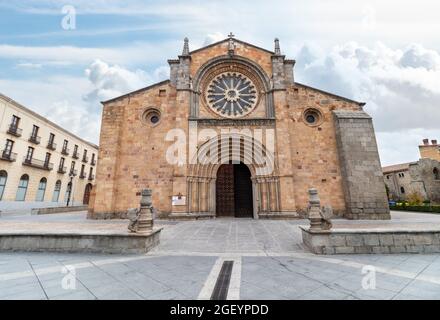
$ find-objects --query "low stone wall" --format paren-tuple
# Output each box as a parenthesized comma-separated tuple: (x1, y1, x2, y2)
(0, 229, 162, 254)
(31, 206, 88, 215)
(301, 227, 440, 254)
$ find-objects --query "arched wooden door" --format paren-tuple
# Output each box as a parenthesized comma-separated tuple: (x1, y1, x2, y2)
(83, 183, 92, 205)
(215, 163, 253, 218)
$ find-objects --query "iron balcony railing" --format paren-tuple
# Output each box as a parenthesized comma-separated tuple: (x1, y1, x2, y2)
(72, 151, 79, 159)
(69, 169, 78, 176)
(22, 157, 53, 171)
(82, 156, 89, 163)
(91, 158, 96, 166)
(28, 135, 41, 144)
(61, 147, 70, 156)
(88, 174, 95, 181)
(57, 166, 67, 174)
(7, 124, 22, 137)
(47, 141, 57, 151)
(79, 172, 86, 179)
(1, 150, 17, 162)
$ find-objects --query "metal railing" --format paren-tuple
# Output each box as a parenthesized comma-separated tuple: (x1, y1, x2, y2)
(22, 157, 53, 170)
(61, 147, 70, 155)
(7, 124, 22, 137)
(57, 166, 67, 174)
(28, 135, 41, 144)
(72, 151, 79, 159)
(88, 174, 95, 181)
(82, 156, 89, 163)
(1, 150, 17, 162)
(47, 141, 57, 150)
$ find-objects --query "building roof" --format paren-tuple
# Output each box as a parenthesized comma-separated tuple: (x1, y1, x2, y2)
(295, 82, 365, 106)
(0, 93, 99, 150)
(382, 162, 417, 174)
(102, 80, 170, 104)
(102, 38, 366, 108)
(189, 38, 276, 55)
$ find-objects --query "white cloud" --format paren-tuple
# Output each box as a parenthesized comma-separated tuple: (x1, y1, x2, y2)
(84, 59, 169, 103)
(203, 32, 225, 46)
(295, 41, 440, 165)
(0, 42, 179, 67)
(15, 62, 43, 69)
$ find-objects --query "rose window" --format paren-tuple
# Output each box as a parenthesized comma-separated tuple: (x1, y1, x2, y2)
(206, 72, 258, 118)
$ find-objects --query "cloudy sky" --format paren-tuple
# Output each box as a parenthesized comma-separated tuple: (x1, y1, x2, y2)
(0, 0, 439, 166)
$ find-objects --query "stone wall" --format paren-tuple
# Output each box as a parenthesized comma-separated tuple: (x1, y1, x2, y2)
(333, 110, 390, 219)
(302, 227, 440, 254)
(409, 158, 440, 203)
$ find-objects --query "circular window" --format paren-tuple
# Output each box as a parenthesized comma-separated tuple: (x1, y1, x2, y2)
(205, 72, 258, 118)
(142, 109, 161, 126)
(303, 108, 323, 126)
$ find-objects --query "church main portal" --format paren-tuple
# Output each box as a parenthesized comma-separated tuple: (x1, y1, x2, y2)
(216, 163, 253, 218)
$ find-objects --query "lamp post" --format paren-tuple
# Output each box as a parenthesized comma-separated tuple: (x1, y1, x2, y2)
(66, 172, 74, 207)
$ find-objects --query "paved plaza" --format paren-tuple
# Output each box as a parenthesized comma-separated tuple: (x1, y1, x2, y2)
(1, 212, 440, 299)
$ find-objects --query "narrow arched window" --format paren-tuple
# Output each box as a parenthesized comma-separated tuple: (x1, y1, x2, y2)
(16, 174, 29, 201)
(0, 170, 7, 201)
(400, 186, 405, 194)
(35, 178, 47, 201)
(52, 180, 62, 202)
(434, 168, 440, 180)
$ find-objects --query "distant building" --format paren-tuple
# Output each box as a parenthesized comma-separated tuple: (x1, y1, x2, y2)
(0, 93, 98, 211)
(383, 139, 440, 203)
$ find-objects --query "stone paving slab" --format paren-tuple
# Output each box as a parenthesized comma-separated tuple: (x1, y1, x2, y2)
(0, 211, 440, 300)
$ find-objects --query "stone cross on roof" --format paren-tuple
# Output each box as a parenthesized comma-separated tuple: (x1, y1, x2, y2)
(228, 32, 235, 57)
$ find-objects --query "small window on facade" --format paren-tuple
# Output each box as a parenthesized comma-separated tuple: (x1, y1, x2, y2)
(159, 89, 166, 97)
(400, 187, 405, 194)
(434, 168, 440, 180)
(142, 109, 161, 126)
(303, 108, 323, 126)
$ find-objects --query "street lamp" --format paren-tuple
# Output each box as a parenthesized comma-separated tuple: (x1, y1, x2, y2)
(66, 172, 74, 207)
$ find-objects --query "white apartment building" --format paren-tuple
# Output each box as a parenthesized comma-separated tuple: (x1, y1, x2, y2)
(0, 93, 98, 212)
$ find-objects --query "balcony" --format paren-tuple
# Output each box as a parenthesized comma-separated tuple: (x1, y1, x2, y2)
(7, 124, 22, 137)
(79, 172, 86, 179)
(72, 151, 79, 159)
(82, 156, 89, 163)
(91, 158, 96, 166)
(69, 169, 78, 177)
(57, 166, 67, 174)
(61, 148, 70, 156)
(0, 150, 17, 162)
(47, 141, 57, 151)
(22, 157, 53, 171)
(28, 135, 41, 145)
(88, 174, 95, 181)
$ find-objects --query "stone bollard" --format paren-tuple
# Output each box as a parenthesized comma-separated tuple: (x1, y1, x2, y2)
(137, 189, 154, 233)
(307, 188, 324, 232)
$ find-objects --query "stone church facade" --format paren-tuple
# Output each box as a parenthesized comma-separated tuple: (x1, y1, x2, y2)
(88, 35, 390, 220)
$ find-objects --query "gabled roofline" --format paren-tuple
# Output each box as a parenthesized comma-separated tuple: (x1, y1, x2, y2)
(189, 38, 275, 56)
(382, 161, 418, 174)
(295, 82, 366, 107)
(0, 93, 99, 149)
(101, 79, 171, 104)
